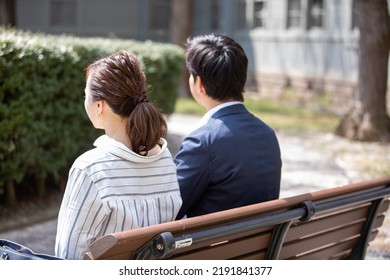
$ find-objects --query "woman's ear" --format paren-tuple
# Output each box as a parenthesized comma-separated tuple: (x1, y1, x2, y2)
(96, 100, 104, 115)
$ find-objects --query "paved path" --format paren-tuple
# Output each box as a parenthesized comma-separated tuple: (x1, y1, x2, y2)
(0, 114, 383, 258)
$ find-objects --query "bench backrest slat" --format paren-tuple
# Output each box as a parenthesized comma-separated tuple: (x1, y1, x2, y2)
(173, 230, 273, 260)
(292, 238, 359, 260)
(285, 205, 370, 242)
(281, 222, 363, 259)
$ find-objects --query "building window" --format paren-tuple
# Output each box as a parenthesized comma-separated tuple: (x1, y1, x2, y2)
(307, 0, 325, 29)
(50, 0, 77, 27)
(287, 0, 301, 29)
(253, 0, 267, 28)
(235, 0, 247, 30)
(351, 0, 359, 30)
(150, 0, 170, 31)
(210, 0, 220, 30)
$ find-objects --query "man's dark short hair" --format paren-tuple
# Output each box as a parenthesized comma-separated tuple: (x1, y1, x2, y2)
(185, 34, 248, 102)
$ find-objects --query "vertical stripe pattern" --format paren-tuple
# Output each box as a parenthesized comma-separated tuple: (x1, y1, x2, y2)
(55, 136, 182, 259)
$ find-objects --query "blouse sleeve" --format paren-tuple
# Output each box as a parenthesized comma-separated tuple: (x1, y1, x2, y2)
(55, 167, 109, 259)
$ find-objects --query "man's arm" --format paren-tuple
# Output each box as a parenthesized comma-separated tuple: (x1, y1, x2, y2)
(174, 135, 212, 219)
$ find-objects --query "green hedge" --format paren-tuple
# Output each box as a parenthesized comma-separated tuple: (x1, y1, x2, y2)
(0, 28, 184, 206)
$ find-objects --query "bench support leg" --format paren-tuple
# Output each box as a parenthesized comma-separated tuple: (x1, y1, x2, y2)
(265, 221, 293, 260)
(347, 198, 386, 260)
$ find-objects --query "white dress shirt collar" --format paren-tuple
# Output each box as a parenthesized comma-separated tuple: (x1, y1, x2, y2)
(196, 101, 242, 129)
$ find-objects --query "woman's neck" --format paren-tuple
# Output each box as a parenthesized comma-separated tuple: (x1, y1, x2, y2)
(103, 116, 132, 150)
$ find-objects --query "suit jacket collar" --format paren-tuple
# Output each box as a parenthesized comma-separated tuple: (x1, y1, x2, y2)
(210, 102, 247, 119)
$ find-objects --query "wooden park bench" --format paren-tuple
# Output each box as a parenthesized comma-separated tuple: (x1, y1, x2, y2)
(84, 176, 390, 260)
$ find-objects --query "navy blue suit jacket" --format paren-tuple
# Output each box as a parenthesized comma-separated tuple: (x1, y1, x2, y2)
(174, 104, 282, 219)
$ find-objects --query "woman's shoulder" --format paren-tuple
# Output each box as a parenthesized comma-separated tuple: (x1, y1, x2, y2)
(71, 147, 110, 170)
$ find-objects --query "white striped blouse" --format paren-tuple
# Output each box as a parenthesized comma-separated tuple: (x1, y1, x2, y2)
(55, 135, 182, 260)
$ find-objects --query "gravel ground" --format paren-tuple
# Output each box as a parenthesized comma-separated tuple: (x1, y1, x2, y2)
(0, 114, 389, 259)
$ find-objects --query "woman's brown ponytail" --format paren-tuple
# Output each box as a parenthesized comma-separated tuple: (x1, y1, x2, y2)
(128, 98, 167, 156)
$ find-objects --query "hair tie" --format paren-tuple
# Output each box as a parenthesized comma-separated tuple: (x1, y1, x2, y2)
(138, 145, 148, 156)
(134, 92, 148, 105)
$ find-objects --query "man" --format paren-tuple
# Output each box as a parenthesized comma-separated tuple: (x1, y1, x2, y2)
(175, 34, 282, 219)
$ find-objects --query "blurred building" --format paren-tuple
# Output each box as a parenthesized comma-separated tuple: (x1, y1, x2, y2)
(13, 0, 390, 101)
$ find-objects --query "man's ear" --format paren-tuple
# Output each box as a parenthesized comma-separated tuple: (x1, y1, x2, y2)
(196, 76, 206, 95)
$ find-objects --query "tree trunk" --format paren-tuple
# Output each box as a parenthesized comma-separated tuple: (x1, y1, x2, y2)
(170, 0, 193, 97)
(335, 0, 390, 141)
(0, 0, 16, 26)
(5, 177, 16, 207)
(59, 174, 67, 193)
(36, 175, 46, 197)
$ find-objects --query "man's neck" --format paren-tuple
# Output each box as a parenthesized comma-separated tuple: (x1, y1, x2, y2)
(203, 97, 236, 111)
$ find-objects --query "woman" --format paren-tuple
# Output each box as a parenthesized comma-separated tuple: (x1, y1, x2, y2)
(55, 51, 182, 259)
